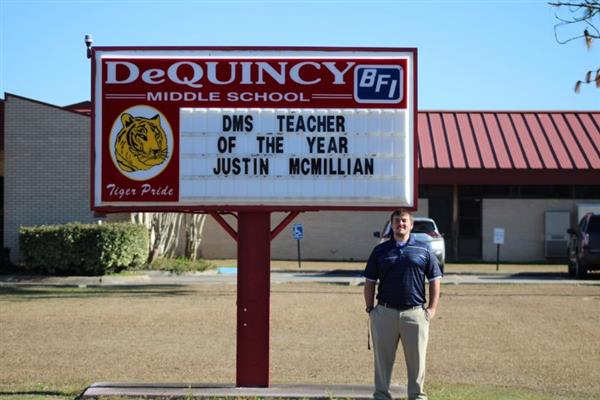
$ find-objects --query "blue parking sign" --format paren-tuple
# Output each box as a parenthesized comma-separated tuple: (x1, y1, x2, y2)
(292, 224, 304, 240)
(354, 65, 404, 104)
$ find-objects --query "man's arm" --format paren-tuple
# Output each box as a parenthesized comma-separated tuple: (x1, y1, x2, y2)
(426, 278, 441, 319)
(364, 279, 376, 312)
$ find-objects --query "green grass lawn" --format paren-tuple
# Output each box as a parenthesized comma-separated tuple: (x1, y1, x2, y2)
(1, 284, 599, 400)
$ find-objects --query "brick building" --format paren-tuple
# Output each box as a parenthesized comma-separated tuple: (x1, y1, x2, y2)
(2, 93, 599, 263)
(3, 94, 99, 261)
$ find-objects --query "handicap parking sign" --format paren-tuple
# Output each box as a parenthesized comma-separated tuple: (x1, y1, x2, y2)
(292, 224, 304, 240)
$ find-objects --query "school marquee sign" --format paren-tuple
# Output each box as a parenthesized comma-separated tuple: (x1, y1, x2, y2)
(91, 47, 417, 211)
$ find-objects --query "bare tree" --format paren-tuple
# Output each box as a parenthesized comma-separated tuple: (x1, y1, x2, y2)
(550, 1, 600, 91)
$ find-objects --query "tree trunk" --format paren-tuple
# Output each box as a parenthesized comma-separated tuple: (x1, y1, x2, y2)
(185, 213, 207, 261)
(131, 212, 207, 263)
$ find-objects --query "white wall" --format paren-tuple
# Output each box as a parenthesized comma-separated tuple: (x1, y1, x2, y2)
(200, 200, 429, 261)
(482, 199, 600, 262)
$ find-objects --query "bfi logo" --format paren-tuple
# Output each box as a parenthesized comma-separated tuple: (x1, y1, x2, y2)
(354, 65, 404, 104)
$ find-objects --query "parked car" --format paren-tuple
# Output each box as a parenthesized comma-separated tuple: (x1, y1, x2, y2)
(373, 217, 445, 273)
(567, 212, 600, 279)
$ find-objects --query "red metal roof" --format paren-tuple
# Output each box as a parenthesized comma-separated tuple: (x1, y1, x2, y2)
(418, 111, 600, 185)
(63, 101, 92, 116)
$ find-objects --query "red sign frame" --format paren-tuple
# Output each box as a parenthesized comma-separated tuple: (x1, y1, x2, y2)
(91, 47, 418, 213)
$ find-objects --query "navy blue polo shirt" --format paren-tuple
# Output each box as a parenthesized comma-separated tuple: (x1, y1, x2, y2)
(364, 235, 442, 308)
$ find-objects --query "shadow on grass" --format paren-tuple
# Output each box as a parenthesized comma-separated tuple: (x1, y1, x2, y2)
(0, 390, 75, 397)
(0, 285, 200, 301)
(509, 271, 600, 281)
(278, 269, 364, 277)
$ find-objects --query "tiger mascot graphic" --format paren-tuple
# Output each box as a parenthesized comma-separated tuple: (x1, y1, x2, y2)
(114, 113, 168, 173)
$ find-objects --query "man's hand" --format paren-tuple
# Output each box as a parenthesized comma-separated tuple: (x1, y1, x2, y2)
(427, 278, 441, 321)
(364, 280, 376, 314)
(426, 307, 436, 320)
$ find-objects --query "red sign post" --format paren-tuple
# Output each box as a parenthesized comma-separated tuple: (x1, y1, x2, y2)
(91, 47, 417, 387)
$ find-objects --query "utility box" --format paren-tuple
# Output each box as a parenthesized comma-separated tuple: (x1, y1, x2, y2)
(545, 210, 570, 258)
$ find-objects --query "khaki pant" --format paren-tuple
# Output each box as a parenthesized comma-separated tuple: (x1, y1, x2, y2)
(370, 304, 429, 400)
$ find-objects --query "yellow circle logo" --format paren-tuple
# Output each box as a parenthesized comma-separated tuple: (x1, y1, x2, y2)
(109, 105, 173, 181)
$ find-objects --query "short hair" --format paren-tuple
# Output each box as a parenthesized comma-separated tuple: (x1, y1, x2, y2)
(390, 208, 413, 223)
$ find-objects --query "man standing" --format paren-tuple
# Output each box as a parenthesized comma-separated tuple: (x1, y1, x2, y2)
(364, 209, 442, 400)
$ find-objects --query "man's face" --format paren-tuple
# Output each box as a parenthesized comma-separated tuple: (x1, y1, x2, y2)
(391, 213, 413, 239)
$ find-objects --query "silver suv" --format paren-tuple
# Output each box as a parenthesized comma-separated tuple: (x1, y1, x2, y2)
(374, 217, 445, 273)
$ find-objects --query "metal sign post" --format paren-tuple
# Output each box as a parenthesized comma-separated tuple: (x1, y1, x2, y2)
(493, 228, 505, 271)
(237, 212, 270, 386)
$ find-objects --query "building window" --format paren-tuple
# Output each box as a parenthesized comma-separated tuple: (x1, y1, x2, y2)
(574, 186, 600, 199)
(517, 185, 572, 198)
(423, 184, 600, 200)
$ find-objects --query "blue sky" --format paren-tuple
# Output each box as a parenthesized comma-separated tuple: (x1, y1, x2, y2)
(1, 0, 598, 110)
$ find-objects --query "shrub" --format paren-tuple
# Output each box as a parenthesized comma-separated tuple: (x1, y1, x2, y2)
(19, 222, 149, 275)
(149, 257, 215, 274)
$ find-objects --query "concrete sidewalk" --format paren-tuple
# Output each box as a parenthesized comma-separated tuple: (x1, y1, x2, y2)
(80, 382, 406, 399)
(0, 268, 598, 287)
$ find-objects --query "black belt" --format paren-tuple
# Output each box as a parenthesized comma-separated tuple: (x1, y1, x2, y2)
(378, 302, 422, 312)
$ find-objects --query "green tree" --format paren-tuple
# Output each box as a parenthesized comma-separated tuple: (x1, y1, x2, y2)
(550, 1, 600, 91)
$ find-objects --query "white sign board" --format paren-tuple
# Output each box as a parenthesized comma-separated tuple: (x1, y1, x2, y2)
(493, 228, 505, 245)
(179, 108, 410, 206)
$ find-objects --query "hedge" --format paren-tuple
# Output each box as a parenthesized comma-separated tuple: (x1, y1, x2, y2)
(19, 222, 149, 275)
